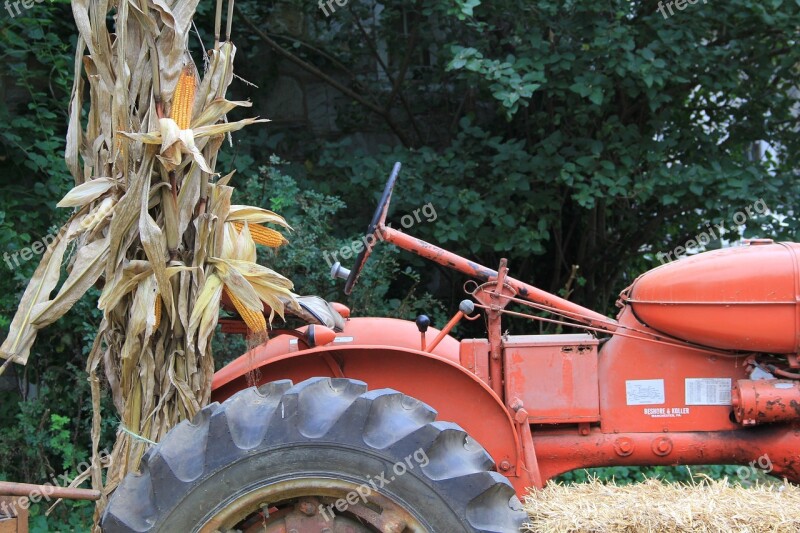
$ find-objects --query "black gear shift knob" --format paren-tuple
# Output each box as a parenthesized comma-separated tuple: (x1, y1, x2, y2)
(415, 315, 431, 333)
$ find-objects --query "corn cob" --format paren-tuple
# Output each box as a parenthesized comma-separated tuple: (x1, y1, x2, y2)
(223, 285, 267, 334)
(233, 221, 288, 248)
(170, 67, 196, 130)
(79, 197, 116, 233)
(153, 295, 162, 330)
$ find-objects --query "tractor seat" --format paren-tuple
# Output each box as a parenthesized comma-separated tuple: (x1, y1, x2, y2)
(286, 295, 346, 332)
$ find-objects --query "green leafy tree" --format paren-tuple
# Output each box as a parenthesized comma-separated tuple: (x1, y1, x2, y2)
(226, 0, 799, 312)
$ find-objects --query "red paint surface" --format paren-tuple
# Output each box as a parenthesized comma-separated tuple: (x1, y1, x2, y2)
(629, 241, 800, 353)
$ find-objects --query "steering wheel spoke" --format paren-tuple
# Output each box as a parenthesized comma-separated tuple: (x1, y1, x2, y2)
(343, 162, 402, 295)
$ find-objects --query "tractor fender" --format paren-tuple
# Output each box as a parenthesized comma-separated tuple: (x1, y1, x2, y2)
(212, 333, 529, 492)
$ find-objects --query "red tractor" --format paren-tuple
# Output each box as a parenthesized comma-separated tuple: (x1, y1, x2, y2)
(103, 164, 800, 532)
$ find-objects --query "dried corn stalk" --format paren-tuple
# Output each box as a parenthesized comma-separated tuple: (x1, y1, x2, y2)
(0, 0, 293, 527)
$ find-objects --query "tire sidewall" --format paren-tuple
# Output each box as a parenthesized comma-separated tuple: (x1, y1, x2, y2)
(160, 443, 466, 532)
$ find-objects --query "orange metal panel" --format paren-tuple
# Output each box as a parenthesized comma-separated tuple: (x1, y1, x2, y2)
(531, 424, 800, 483)
(459, 339, 490, 384)
(599, 308, 748, 433)
(213, 317, 461, 389)
(503, 334, 600, 424)
(628, 241, 800, 353)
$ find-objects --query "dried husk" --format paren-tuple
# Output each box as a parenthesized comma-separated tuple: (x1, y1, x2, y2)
(0, 1, 294, 528)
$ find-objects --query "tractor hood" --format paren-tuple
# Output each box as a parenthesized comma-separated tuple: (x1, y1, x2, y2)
(625, 240, 800, 354)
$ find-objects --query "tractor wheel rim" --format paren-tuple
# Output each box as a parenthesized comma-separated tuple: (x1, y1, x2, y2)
(197, 476, 427, 533)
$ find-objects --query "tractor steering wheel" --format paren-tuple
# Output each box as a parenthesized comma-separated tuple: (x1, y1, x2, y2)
(344, 162, 402, 295)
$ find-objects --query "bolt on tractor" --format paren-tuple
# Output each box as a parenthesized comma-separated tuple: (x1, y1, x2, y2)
(102, 163, 800, 532)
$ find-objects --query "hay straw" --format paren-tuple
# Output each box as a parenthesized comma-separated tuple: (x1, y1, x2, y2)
(524, 477, 800, 532)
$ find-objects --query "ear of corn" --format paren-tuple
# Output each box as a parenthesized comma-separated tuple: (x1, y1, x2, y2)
(79, 197, 116, 233)
(153, 296, 162, 330)
(233, 221, 288, 248)
(224, 285, 267, 334)
(0, 2, 291, 527)
(170, 67, 196, 130)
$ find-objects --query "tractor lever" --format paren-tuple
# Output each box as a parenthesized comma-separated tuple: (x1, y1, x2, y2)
(425, 300, 476, 353)
(330, 262, 351, 280)
(415, 315, 431, 351)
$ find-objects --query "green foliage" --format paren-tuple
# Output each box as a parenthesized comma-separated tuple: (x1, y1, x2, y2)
(0, 333, 116, 532)
(214, 157, 448, 365)
(0, 5, 116, 530)
(0, 2, 75, 334)
(557, 464, 777, 488)
(229, 0, 800, 310)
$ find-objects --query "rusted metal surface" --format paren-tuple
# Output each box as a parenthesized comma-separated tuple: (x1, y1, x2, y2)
(509, 399, 543, 488)
(0, 481, 98, 533)
(199, 479, 424, 533)
(470, 270, 516, 398)
(531, 425, 800, 484)
(503, 334, 600, 424)
(0, 482, 100, 501)
(733, 379, 800, 425)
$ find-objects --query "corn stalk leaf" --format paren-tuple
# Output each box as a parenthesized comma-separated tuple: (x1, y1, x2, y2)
(57, 177, 116, 208)
(227, 205, 292, 229)
(31, 236, 110, 327)
(139, 190, 176, 326)
(0, 219, 78, 363)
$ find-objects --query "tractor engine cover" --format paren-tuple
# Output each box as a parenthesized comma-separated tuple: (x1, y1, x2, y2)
(732, 379, 800, 425)
(627, 241, 800, 354)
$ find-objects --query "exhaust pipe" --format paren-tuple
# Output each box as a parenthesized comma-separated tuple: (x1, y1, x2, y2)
(732, 379, 800, 425)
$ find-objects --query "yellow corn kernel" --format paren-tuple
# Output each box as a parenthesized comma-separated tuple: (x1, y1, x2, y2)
(224, 286, 267, 334)
(154, 295, 162, 330)
(233, 221, 288, 248)
(170, 67, 196, 130)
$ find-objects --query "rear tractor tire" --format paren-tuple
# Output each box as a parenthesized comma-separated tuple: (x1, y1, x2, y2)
(101, 377, 527, 533)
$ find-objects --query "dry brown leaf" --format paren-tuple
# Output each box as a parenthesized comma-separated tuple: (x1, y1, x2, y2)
(31, 236, 110, 327)
(0, 217, 80, 364)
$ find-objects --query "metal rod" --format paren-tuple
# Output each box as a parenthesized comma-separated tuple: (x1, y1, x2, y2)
(427, 312, 464, 353)
(0, 481, 101, 501)
(472, 303, 736, 356)
(378, 225, 617, 331)
(485, 289, 737, 356)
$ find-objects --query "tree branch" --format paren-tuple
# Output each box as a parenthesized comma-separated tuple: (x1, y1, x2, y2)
(347, 2, 423, 144)
(235, 4, 413, 147)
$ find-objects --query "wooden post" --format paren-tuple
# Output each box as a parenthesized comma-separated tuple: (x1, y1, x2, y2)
(0, 495, 28, 533)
